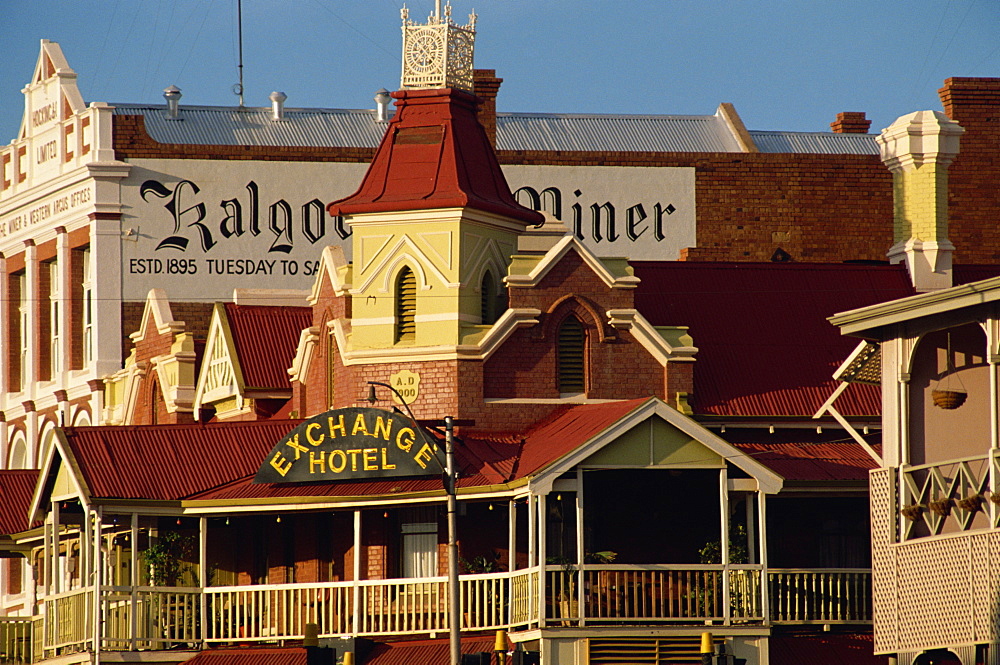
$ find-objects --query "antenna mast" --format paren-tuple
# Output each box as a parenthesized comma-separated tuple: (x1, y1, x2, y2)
(235, 0, 245, 107)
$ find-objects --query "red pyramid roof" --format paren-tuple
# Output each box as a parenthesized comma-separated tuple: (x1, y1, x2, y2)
(327, 88, 543, 225)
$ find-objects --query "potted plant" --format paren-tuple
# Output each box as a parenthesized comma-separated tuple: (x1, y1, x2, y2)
(958, 494, 983, 513)
(142, 530, 195, 586)
(929, 498, 954, 517)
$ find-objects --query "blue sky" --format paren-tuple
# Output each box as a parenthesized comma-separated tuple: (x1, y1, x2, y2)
(2, 0, 998, 144)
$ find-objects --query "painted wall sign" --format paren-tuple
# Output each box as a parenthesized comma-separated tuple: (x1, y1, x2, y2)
(500, 165, 697, 261)
(254, 407, 441, 483)
(119, 160, 696, 300)
(121, 159, 368, 300)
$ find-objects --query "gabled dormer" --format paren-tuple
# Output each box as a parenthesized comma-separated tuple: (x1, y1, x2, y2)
(103, 290, 211, 426)
(194, 302, 311, 420)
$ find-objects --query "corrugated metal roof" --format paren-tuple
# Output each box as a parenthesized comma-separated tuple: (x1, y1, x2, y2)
(750, 130, 879, 155)
(632, 262, 915, 417)
(770, 632, 887, 665)
(366, 636, 497, 665)
(726, 432, 880, 482)
(0, 470, 40, 535)
(516, 399, 651, 477)
(112, 104, 878, 155)
(953, 264, 1000, 285)
(112, 104, 388, 148)
(188, 401, 651, 502)
(183, 647, 306, 665)
(496, 112, 742, 152)
(64, 420, 300, 500)
(224, 304, 312, 390)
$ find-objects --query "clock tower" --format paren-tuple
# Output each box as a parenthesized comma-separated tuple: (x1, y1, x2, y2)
(326, 2, 542, 356)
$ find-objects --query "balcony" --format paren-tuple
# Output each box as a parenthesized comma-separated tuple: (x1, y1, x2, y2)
(0, 566, 870, 663)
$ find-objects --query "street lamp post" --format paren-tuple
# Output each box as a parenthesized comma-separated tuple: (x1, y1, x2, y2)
(366, 382, 465, 665)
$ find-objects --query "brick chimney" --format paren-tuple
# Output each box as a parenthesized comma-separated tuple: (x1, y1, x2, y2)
(938, 78, 1000, 154)
(473, 69, 502, 149)
(878, 110, 964, 291)
(830, 112, 871, 134)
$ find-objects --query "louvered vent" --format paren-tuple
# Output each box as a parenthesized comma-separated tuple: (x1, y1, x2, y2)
(589, 636, 718, 665)
(481, 272, 495, 324)
(326, 327, 336, 409)
(558, 316, 585, 394)
(396, 267, 417, 342)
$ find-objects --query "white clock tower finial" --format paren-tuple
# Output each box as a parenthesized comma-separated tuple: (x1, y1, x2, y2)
(401, 1, 476, 92)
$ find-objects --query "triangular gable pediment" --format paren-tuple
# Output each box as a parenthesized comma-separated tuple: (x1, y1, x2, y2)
(29, 428, 91, 523)
(528, 399, 783, 495)
(194, 304, 245, 412)
(21, 40, 86, 142)
(582, 416, 725, 469)
(132, 289, 184, 342)
(506, 235, 640, 290)
(308, 245, 352, 304)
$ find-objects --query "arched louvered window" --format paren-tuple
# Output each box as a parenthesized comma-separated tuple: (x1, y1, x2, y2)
(558, 315, 586, 394)
(481, 270, 508, 326)
(395, 267, 417, 342)
(481, 271, 496, 325)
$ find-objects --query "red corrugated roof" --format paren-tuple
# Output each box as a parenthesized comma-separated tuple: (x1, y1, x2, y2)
(515, 399, 651, 477)
(63, 421, 300, 500)
(954, 264, 1000, 285)
(183, 647, 306, 665)
(366, 636, 497, 665)
(632, 262, 915, 417)
(188, 401, 649, 502)
(0, 470, 40, 535)
(770, 632, 887, 665)
(328, 88, 542, 225)
(224, 304, 312, 390)
(732, 441, 879, 482)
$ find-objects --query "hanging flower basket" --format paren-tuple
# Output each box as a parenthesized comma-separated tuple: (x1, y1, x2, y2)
(958, 494, 983, 513)
(901, 504, 924, 520)
(929, 498, 954, 517)
(932, 389, 967, 409)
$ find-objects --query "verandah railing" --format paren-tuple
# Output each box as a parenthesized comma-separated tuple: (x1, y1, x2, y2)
(3, 566, 869, 657)
(768, 568, 871, 623)
(0, 615, 35, 664)
(546, 565, 764, 624)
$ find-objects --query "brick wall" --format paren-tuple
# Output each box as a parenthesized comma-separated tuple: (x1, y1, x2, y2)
(113, 115, 376, 164)
(939, 78, 1000, 262)
(501, 149, 895, 263)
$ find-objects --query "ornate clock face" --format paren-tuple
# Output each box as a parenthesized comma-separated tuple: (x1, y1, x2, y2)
(406, 29, 444, 74)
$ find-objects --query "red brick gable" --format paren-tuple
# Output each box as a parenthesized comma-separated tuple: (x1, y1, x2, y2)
(127, 299, 213, 425)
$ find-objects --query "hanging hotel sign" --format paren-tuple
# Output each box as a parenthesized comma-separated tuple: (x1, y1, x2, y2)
(254, 407, 440, 483)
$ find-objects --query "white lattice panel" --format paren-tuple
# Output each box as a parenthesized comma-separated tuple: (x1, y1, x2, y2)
(871, 469, 899, 654)
(896, 536, 973, 651)
(972, 533, 995, 642)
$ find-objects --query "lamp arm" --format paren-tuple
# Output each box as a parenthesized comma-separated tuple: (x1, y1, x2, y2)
(367, 381, 453, 490)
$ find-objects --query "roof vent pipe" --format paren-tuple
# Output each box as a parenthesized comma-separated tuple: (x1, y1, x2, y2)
(269, 91, 287, 121)
(163, 85, 182, 120)
(374, 88, 391, 123)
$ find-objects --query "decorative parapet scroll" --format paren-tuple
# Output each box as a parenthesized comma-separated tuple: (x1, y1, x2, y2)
(401, 2, 477, 92)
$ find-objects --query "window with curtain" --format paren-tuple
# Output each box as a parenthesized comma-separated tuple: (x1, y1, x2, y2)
(400, 507, 438, 578)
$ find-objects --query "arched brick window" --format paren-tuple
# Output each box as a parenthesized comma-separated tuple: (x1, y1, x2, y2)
(557, 315, 586, 394)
